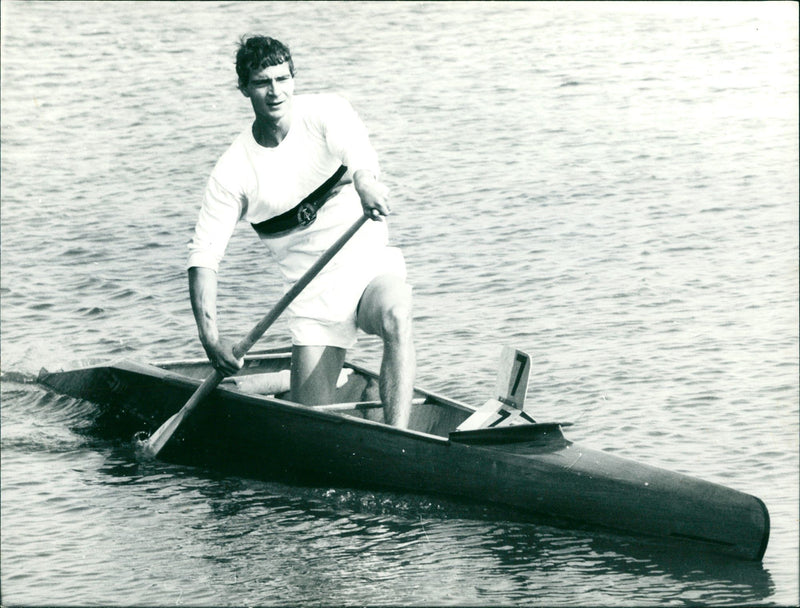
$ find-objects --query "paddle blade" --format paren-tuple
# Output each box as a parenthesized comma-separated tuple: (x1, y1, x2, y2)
(139, 411, 184, 458)
(141, 368, 224, 458)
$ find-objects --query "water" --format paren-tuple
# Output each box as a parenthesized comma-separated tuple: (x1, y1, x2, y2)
(1, 1, 797, 605)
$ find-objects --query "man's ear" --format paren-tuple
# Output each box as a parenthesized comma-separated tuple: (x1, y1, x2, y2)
(240, 86, 251, 98)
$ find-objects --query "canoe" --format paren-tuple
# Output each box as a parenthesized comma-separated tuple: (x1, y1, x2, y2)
(37, 346, 769, 561)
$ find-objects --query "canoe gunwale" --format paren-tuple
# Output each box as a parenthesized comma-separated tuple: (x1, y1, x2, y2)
(152, 350, 292, 369)
(103, 358, 461, 446)
(149, 351, 477, 415)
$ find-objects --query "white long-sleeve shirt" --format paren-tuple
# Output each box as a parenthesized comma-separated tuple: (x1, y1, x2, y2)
(187, 93, 399, 323)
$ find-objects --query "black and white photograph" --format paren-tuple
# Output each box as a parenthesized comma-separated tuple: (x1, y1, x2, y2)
(1, 1, 797, 605)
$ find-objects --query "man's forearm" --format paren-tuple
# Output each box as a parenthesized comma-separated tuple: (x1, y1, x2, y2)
(188, 266, 220, 349)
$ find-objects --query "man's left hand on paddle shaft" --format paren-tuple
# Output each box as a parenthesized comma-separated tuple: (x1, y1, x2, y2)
(354, 169, 390, 221)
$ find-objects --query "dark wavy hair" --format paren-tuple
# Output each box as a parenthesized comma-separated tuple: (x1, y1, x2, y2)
(236, 36, 295, 91)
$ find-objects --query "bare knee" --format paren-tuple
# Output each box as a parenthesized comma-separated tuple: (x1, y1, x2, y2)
(379, 287, 413, 343)
(358, 276, 414, 340)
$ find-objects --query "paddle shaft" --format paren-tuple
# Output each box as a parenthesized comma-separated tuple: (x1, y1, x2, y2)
(232, 213, 369, 357)
(144, 213, 370, 456)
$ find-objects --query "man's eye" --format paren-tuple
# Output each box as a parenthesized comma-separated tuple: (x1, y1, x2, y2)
(251, 76, 290, 87)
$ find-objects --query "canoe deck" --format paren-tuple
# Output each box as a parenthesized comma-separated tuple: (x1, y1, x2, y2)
(37, 348, 770, 561)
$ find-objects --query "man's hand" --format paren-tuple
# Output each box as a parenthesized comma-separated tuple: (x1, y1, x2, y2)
(202, 336, 244, 376)
(353, 169, 390, 220)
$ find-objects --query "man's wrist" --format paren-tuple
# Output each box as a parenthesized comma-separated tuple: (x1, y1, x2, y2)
(199, 328, 220, 351)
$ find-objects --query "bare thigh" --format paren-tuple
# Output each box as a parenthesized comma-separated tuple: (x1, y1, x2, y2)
(357, 273, 413, 338)
(290, 344, 346, 405)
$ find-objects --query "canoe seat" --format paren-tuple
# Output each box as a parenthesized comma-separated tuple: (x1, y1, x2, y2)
(313, 397, 427, 412)
(222, 368, 352, 395)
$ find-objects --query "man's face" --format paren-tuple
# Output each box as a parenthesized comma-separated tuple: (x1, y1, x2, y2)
(242, 62, 295, 122)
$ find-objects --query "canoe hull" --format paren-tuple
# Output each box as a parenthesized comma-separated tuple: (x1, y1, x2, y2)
(183, 391, 768, 561)
(38, 354, 769, 561)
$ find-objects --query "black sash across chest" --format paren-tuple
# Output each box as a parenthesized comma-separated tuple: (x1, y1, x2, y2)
(251, 165, 348, 237)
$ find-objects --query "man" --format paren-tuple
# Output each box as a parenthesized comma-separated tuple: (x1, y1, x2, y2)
(186, 36, 415, 428)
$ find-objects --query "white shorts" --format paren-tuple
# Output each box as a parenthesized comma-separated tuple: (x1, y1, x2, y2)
(288, 246, 407, 349)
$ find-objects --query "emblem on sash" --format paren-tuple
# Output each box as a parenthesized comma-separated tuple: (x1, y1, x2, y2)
(251, 165, 345, 237)
(296, 201, 317, 227)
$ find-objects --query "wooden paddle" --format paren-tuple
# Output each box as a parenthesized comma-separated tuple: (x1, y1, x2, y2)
(143, 213, 370, 458)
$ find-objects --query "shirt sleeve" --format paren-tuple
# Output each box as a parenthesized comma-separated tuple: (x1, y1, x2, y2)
(186, 174, 244, 272)
(322, 95, 381, 178)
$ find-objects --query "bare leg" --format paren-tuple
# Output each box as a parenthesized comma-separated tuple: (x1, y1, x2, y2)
(290, 344, 347, 405)
(357, 274, 415, 428)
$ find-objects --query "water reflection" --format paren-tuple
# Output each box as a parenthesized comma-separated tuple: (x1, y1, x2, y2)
(91, 438, 775, 605)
